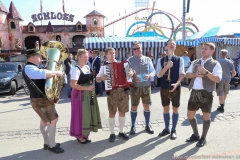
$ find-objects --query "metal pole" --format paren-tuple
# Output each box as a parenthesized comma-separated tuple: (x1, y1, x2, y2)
(182, 0, 186, 40)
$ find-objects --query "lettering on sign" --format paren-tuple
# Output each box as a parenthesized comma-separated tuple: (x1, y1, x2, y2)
(31, 12, 75, 23)
(135, 17, 148, 21)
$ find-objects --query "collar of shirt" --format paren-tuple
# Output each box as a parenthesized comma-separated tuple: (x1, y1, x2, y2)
(200, 57, 212, 64)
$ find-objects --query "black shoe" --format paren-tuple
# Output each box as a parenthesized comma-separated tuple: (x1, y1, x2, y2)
(196, 138, 207, 147)
(77, 138, 88, 144)
(186, 134, 200, 142)
(145, 126, 154, 134)
(109, 134, 116, 142)
(44, 143, 60, 150)
(217, 107, 224, 113)
(48, 144, 64, 153)
(159, 129, 170, 137)
(118, 132, 129, 140)
(170, 130, 177, 140)
(130, 126, 136, 135)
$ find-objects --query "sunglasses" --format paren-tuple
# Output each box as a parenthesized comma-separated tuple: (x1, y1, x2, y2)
(133, 47, 140, 51)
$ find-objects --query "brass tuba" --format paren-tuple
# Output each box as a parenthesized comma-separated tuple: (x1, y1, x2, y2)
(40, 41, 68, 104)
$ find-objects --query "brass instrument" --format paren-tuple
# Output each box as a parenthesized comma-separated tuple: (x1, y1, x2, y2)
(40, 41, 68, 104)
(164, 55, 172, 82)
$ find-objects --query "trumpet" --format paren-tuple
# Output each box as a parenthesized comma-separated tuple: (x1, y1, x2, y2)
(164, 56, 172, 82)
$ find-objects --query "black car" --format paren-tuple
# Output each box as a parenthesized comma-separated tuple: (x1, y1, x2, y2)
(0, 62, 25, 95)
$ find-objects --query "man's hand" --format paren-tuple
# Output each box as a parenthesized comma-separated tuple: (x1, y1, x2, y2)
(134, 75, 140, 82)
(169, 83, 178, 92)
(166, 61, 173, 69)
(197, 65, 207, 74)
(56, 71, 64, 77)
(101, 74, 108, 81)
(127, 70, 134, 77)
(144, 74, 150, 81)
(195, 72, 204, 78)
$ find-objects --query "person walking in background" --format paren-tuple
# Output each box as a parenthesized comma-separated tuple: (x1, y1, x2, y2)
(124, 52, 131, 60)
(181, 51, 191, 85)
(64, 53, 76, 98)
(216, 49, 236, 112)
(92, 50, 103, 96)
(70, 49, 102, 144)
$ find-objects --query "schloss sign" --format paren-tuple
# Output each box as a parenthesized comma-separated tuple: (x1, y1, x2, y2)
(31, 12, 75, 23)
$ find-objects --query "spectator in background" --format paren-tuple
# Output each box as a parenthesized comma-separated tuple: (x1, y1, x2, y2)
(216, 49, 236, 113)
(181, 51, 191, 85)
(237, 59, 240, 77)
(64, 53, 76, 98)
(191, 54, 196, 61)
(92, 50, 103, 96)
(149, 53, 156, 88)
(124, 52, 131, 60)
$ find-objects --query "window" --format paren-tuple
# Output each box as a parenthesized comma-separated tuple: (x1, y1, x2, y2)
(29, 26, 33, 31)
(93, 19, 98, 25)
(77, 25, 82, 30)
(10, 22, 16, 29)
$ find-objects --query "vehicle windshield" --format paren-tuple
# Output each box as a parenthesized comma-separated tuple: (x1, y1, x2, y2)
(0, 64, 16, 72)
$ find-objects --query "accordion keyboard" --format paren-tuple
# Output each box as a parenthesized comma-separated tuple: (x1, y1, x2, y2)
(103, 65, 112, 90)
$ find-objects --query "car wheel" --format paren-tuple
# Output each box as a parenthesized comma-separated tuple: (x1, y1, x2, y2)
(10, 81, 16, 95)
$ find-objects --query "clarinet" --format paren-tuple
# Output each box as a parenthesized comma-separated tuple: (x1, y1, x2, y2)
(90, 66, 95, 105)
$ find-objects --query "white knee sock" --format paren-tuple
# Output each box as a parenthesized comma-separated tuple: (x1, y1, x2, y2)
(48, 126, 56, 148)
(119, 116, 125, 133)
(109, 117, 115, 134)
(40, 126, 49, 145)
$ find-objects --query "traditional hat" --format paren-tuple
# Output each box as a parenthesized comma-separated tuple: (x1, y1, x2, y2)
(26, 48, 41, 57)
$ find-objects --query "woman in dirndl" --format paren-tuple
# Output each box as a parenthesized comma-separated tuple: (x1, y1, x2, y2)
(70, 49, 102, 143)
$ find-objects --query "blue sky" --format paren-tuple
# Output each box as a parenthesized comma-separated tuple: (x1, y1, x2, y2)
(2, 0, 240, 38)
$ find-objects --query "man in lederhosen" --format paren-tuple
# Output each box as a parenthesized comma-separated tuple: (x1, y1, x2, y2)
(156, 39, 185, 140)
(186, 43, 222, 147)
(23, 49, 65, 153)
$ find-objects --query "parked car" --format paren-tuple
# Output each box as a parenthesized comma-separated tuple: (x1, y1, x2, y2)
(0, 62, 25, 95)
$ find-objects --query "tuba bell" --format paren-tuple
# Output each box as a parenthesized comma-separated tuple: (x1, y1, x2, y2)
(40, 41, 68, 104)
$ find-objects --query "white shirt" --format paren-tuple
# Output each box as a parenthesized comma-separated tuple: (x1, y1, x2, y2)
(156, 56, 185, 78)
(70, 65, 90, 80)
(25, 64, 46, 79)
(186, 57, 222, 90)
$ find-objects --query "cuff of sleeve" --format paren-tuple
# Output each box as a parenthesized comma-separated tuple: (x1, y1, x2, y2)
(42, 69, 47, 79)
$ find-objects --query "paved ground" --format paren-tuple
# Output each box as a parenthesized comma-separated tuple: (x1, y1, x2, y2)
(0, 85, 240, 160)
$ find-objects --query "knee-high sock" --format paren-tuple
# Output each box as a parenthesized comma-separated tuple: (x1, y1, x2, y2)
(119, 116, 125, 133)
(40, 126, 49, 145)
(163, 113, 170, 130)
(189, 118, 199, 137)
(171, 113, 179, 132)
(48, 126, 56, 148)
(131, 110, 137, 127)
(144, 110, 150, 126)
(201, 120, 211, 139)
(109, 117, 115, 134)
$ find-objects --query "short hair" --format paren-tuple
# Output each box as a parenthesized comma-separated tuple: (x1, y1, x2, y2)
(132, 41, 142, 47)
(166, 39, 176, 45)
(105, 47, 115, 55)
(221, 49, 228, 56)
(77, 49, 88, 57)
(203, 43, 215, 51)
(93, 50, 100, 55)
(184, 51, 188, 54)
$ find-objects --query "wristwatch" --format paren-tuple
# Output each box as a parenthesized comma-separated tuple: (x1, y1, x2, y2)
(205, 71, 209, 76)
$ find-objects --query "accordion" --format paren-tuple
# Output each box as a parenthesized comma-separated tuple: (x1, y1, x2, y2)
(103, 60, 133, 91)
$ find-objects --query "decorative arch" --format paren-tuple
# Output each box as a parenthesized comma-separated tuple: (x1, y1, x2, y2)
(173, 27, 196, 40)
(142, 26, 165, 35)
(145, 12, 175, 39)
